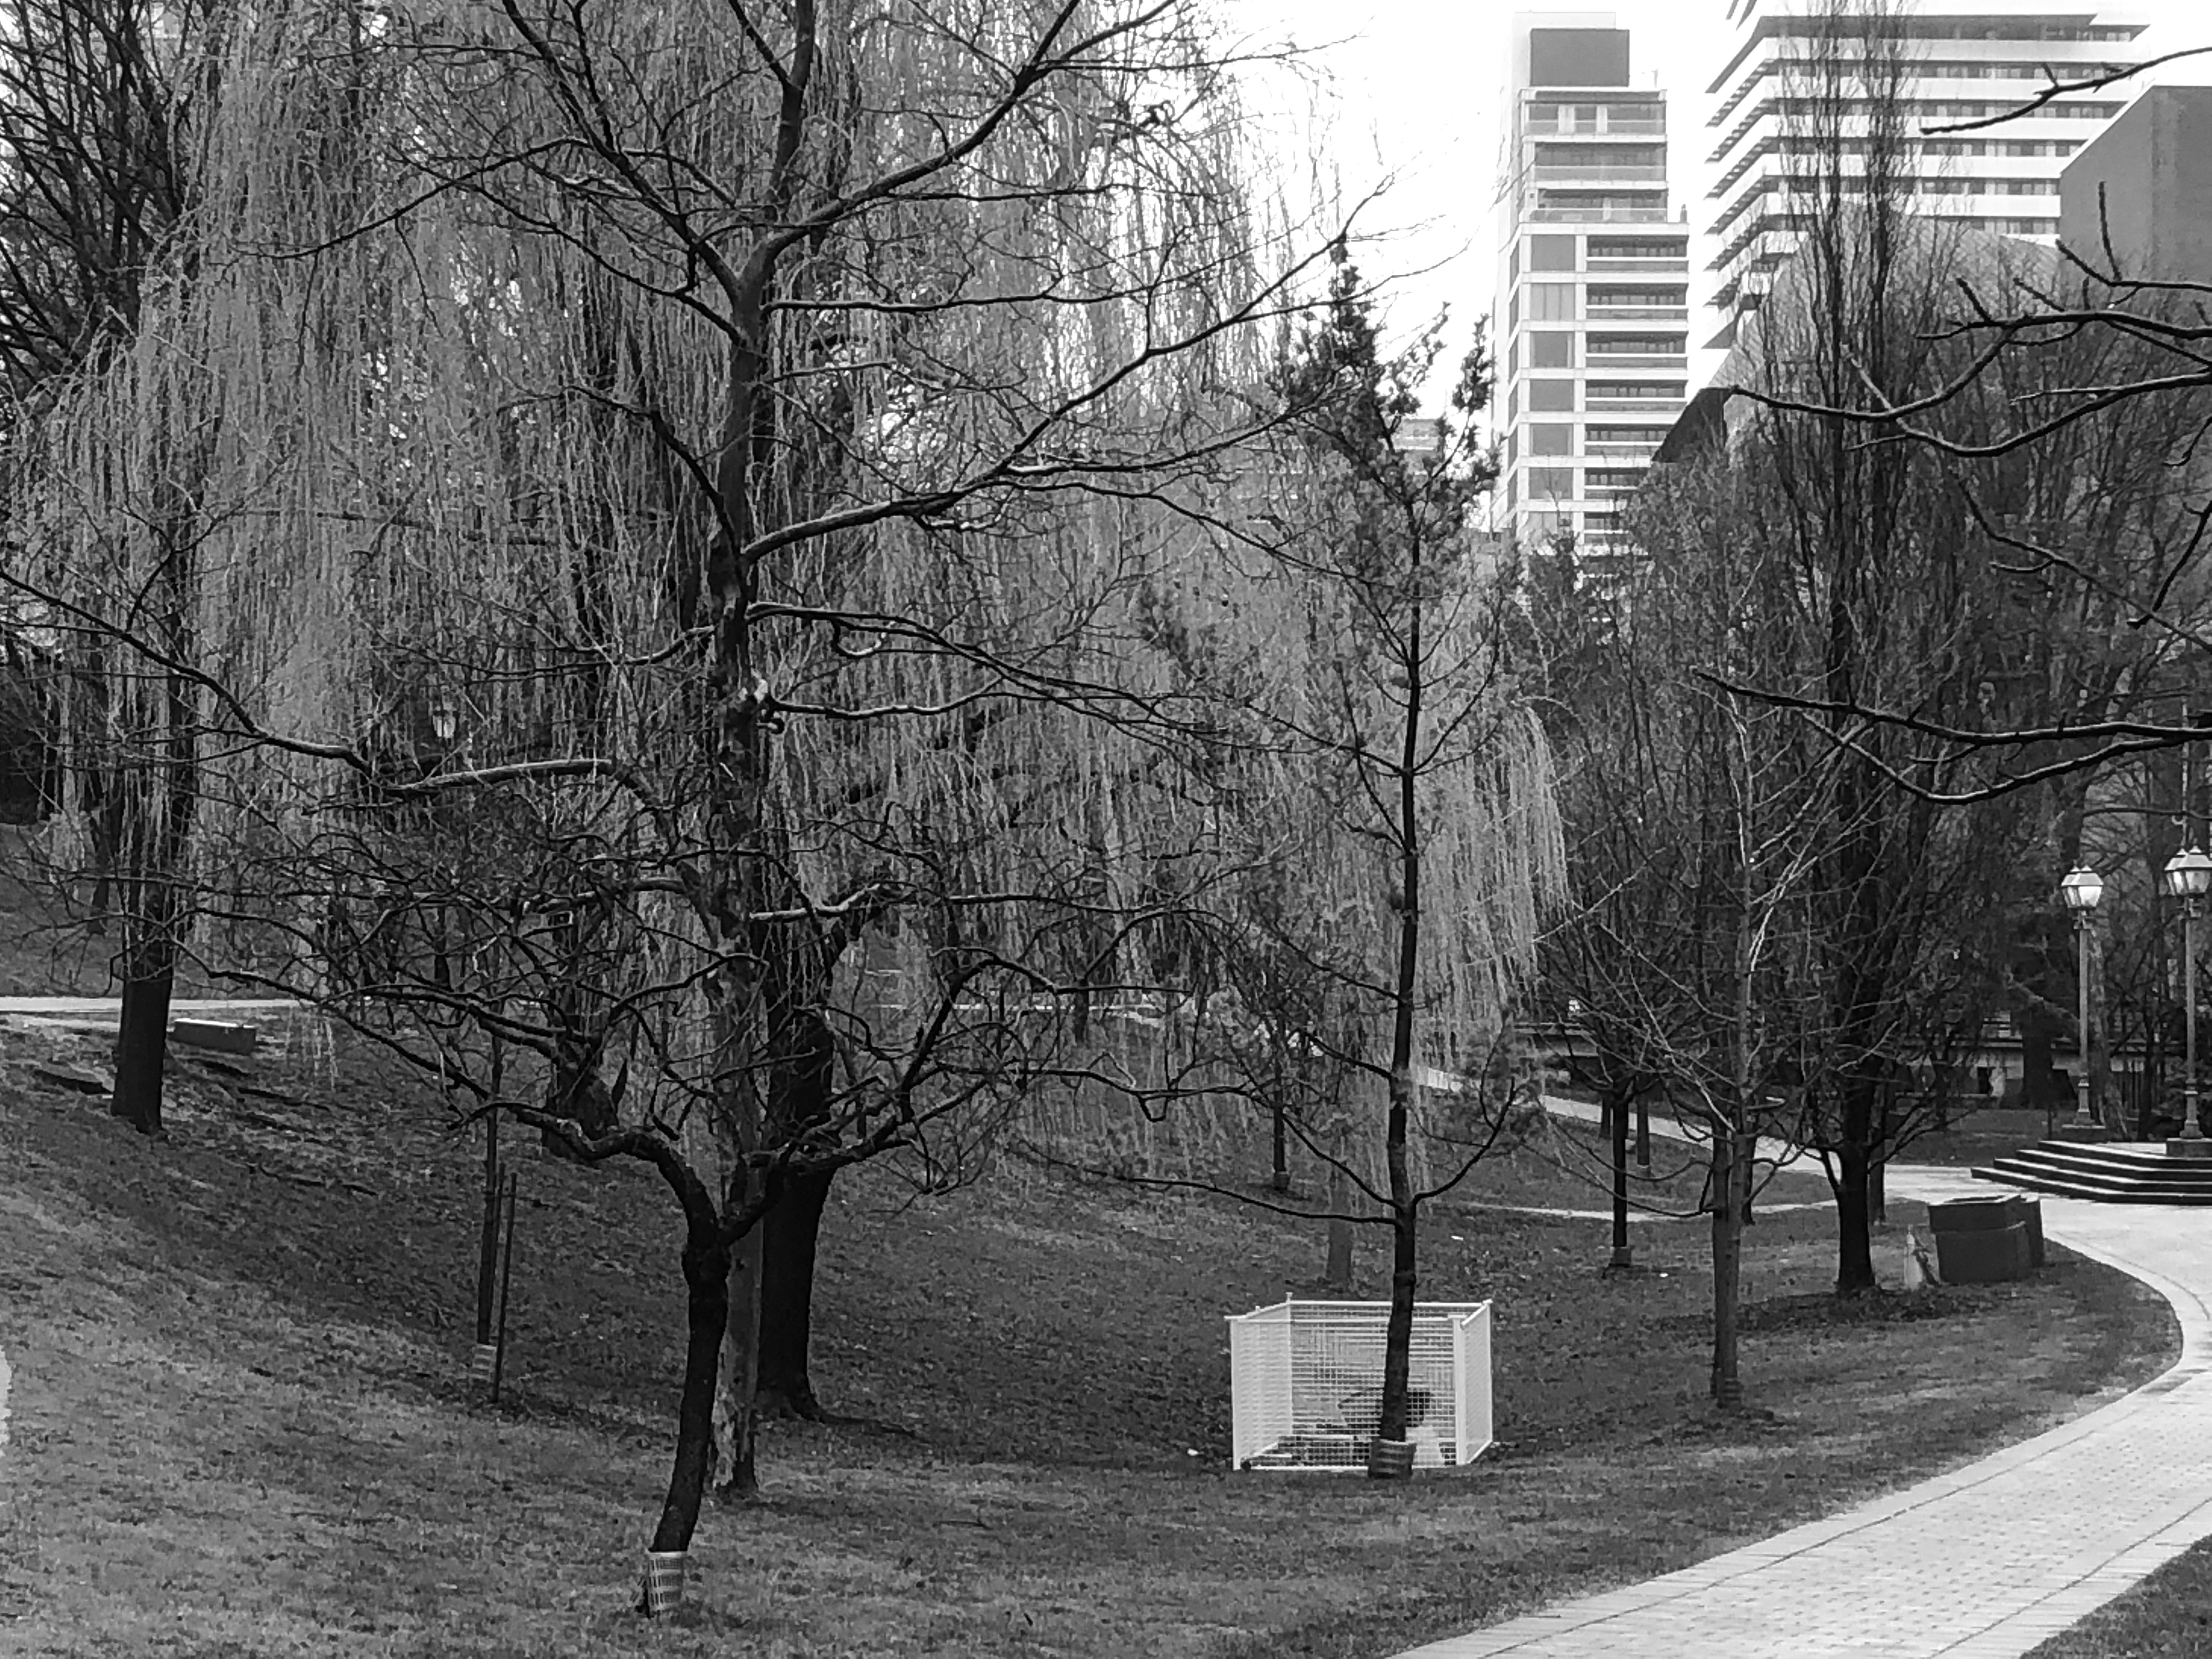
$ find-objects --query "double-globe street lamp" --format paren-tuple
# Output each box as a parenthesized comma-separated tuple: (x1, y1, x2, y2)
(2058, 866, 2104, 1128)
(2160, 847, 2212, 1149)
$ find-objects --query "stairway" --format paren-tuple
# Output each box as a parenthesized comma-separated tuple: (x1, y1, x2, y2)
(1973, 1141, 2212, 1206)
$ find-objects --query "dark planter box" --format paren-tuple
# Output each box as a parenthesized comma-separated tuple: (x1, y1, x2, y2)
(1927, 1195, 2042, 1271)
(1933, 1221, 2033, 1284)
(1926, 1196, 2016, 1232)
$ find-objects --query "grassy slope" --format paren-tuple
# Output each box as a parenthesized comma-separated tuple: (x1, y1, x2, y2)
(0, 1017, 2179, 1659)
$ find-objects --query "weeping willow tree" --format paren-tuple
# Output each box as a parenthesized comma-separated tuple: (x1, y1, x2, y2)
(7, 0, 1324, 1596)
(0, 0, 227, 1128)
(1148, 253, 1568, 1474)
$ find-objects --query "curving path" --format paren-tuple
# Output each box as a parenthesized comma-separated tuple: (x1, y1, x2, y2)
(1397, 1146, 2212, 1659)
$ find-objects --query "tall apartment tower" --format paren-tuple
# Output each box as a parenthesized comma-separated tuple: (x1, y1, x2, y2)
(1707, 0, 2147, 331)
(1496, 14, 1690, 566)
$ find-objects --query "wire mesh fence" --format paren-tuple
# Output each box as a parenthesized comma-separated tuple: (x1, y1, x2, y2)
(1226, 1298, 1493, 1471)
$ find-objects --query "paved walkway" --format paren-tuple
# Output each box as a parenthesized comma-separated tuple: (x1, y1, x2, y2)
(1538, 1091, 1812, 1173)
(0, 996, 299, 1019)
(1399, 1159, 2212, 1659)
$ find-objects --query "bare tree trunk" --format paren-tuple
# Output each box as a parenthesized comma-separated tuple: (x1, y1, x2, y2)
(648, 1213, 731, 1567)
(1373, 595, 1425, 1470)
(1324, 1137, 1354, 1291)
(1711, 1120, 1750, 1409)
(111, 921, 175, 1134)
(1833, 1137, 1877, 1294)
(1608, 1078, 1632, 1268)
(757, 1166, 833, 1418)
(712, 1175, 765, 1502)
(1374, 1189, 1418, 1454)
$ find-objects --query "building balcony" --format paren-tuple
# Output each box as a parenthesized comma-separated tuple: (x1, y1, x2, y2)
(1523, 124, 1668, 144)
(1531, 164, 1668, 183)
(1585, 354, 1687, 370)
(1524, 205, 1675, 223)
(1584, 257, 1691, 273)
(1587, 306, 1688, 321)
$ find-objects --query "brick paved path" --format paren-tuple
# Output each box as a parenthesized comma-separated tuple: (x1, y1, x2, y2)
(1397, 1165, 2212, 1659)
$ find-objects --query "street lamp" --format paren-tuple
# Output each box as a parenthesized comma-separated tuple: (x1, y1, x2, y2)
(2058, 867, 2103, 1128)
(2161, 847, 2212, 1147)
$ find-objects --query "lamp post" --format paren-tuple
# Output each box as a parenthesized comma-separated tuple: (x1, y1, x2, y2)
(2160, 848, 2212, 1150)
(2058, 867, 2103, 1129)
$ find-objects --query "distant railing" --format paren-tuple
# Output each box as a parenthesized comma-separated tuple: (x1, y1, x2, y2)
(1532, 117, 1667, 137)
(1525, 206, 1673, 223)
(1531, 165, 1668, 183)
(1587, 306, 1689, 321)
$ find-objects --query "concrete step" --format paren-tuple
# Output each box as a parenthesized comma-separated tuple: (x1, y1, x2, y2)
(1996, 1149, 2212, 1192)
(1971, 1160, 2212, 1206)
(2003, 1139, 2212, 1177)
(1982, 1159, 2212, 1203)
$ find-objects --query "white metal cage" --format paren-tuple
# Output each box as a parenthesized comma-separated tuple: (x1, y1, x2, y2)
(1226, 1299, 1493, 1471)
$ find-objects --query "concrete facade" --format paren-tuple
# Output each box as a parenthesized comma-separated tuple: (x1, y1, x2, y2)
(2059, 85, 2212, 283)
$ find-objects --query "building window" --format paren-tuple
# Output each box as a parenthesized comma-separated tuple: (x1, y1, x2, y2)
(1588, 335, 1685, 355)
(1527, 467, 1576, 500)
(1587, 286, 1686, 306)
(1533, 143, 1666, 168)
(1528, 380, 1575, 412)
(1528, 331, 1575, 368)
(1530, 235, 1577, 271)
(1530, 423, 1574, 457)
(1526, 283, 1576, 322)
(1588, 238, 1686, 258)
(1587, 381, 1685, 399)
(1587, 425, 1668, 444)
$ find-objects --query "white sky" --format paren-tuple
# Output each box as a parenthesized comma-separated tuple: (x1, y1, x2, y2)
(1222, 0, 2212, 412)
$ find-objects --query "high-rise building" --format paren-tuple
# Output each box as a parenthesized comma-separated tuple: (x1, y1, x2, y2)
(1496, 13, 1691, 566)
(1706, 0, 2148, 333)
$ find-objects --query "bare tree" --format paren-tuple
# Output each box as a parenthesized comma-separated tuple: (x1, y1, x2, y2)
(1662, 0, 2116, 1289)
(0, 0, 226, 1133)
(1138, 252, 1567, 1469)
(4, 0, 1333, 1599)
(1545, 445, 1850, 1400)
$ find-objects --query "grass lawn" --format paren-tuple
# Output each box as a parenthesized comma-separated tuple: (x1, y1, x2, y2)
(0, 1017, 2181, 1658)
(2022, 1536, 2212, 1658)
(1899, 1106, 2086, 1169)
